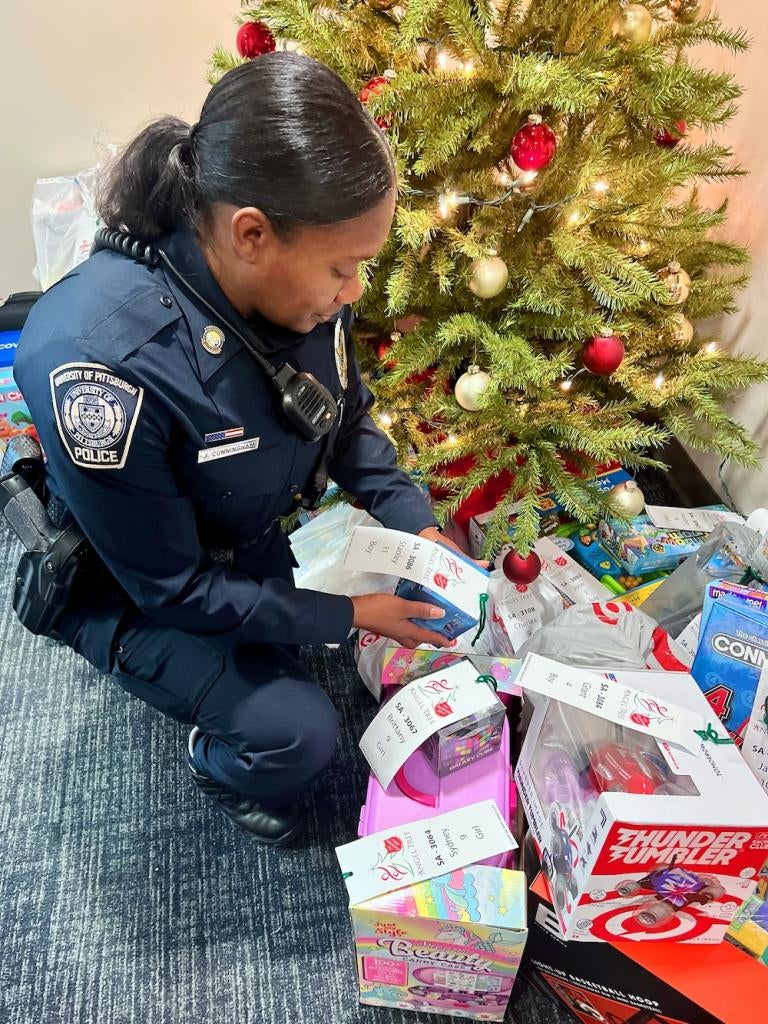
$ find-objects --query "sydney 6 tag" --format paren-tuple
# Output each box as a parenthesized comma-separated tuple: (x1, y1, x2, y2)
(336, 800, 516, 906)
(359, 659, 501, 789)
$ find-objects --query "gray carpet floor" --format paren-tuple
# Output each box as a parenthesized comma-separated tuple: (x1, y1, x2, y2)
(0, 525, 569, 1024)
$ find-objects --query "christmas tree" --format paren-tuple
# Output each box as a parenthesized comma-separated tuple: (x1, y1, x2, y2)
(211, 1, 767, 555)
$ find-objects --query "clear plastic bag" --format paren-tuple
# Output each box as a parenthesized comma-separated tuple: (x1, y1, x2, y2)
(31, 167, 101, 291)
(487, 569, 567, 656)
(641, 521, 764, 639)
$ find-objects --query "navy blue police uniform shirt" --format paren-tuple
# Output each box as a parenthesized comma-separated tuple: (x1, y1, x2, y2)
(14, 227, 438, 650)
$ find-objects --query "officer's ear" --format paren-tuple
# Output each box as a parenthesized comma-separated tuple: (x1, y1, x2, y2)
(229, 207, 281, 264)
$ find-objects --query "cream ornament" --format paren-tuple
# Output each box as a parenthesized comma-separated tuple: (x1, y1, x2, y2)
(659, 261, 691, 305)
(608, 480, 646, 518)
(454, 365, 492, 411)
(610, 4, 653, 44)
(667, 0, 712, 22)
(469, 256, 509, 298)
(670, 312, 694, 344)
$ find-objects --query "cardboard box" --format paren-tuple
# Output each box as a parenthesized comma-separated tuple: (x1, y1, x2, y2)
(351, 865, 528, 1020)
(514, 661, 768, 943)
(467, 468, 632, 559)
(521, 873, 765, 1024)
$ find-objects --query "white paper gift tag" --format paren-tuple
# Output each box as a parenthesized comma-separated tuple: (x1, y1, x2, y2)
(359, 660, 501, 789)
(517, 653, 707, 752)
(534, 537, 612, 604)
(644, 505, 744, 532)
(343, 526, 488, 617)
(676, 613, 702, 657)
(336, 800, 517, 906)
(742, 663, 768, 798)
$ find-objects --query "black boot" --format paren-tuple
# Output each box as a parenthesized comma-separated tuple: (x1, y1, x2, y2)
(187, 728, 305, 846)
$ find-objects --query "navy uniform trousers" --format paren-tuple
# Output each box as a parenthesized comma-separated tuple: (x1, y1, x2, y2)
(50, 526, 338, 810)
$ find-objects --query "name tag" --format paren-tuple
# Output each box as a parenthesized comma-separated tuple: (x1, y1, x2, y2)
(197, 437, 260, 463)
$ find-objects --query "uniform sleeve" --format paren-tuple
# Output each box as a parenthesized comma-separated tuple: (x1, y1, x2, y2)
(42, 383, 354, 649)
(327, 315, 438, 536)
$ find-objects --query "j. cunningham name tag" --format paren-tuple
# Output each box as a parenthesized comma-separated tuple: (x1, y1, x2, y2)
(197, 437, 260, 463)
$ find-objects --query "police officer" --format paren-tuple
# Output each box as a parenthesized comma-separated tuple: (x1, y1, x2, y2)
(14, 52, 464, 847)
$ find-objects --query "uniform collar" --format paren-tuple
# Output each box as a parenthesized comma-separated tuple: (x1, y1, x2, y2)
(161, 226, 319, 383)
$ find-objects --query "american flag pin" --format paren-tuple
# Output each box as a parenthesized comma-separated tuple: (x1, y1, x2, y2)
(204, 426, 245, 444)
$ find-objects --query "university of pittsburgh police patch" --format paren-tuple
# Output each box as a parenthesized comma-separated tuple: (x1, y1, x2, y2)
(49, 362, 144, 469)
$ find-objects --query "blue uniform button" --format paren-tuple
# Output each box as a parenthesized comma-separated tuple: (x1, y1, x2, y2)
(160, 294, 173, 308)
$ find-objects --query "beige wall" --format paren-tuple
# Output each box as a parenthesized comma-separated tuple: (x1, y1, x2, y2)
(0, 1, 235, 294)
(692, 0, 768, 512)
(0, 1, 765, 506)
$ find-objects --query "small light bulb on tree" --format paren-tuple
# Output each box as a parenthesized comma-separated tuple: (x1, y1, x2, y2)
(592, 179, 610, 194)
(654, 372, 666, 389)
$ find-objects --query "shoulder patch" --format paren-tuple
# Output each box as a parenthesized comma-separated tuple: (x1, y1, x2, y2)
(49, 362, 144, 470)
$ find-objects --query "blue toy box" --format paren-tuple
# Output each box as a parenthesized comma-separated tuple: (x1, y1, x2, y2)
(597, 515, 708, 574)
(395, 543, 489, 642)
(691, 581, 768, 745)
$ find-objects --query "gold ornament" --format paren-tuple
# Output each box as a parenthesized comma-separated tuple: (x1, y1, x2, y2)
(454, 365, 492, 411)
(658, 261, 691, 305)
(608, 480, 646, 518)
(469, 256, 509, 299)
(670, 311, 694, 344)
(610, 4, 653, 44)
(667, 0, 712, 22)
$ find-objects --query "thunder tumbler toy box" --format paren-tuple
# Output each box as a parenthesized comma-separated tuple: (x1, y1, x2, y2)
(522, 873, 767, 1024)
(514, 655, 768, 943)
(691, 581, 768, 745)
(350, 865, 528, 1020)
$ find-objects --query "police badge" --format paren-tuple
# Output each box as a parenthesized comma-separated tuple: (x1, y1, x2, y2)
(50, 362, 144, 469)
(334, 317, 348, 390)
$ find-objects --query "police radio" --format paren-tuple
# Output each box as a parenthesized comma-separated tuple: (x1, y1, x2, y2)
(92, 228, 338, 444)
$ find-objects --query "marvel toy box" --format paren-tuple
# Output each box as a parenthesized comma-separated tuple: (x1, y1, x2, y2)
(691, 581, 768, 745)
(514, 654, 768, 943)
(351, 865, 528, 1021)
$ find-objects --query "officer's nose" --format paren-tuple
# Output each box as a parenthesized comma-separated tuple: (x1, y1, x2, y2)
(336, 275, 365, 306)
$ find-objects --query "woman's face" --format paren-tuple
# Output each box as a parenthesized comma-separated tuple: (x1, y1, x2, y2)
(213, 191, 396, 334)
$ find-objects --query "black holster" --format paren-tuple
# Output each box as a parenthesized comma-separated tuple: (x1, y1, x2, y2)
(1, 437, 95, 635)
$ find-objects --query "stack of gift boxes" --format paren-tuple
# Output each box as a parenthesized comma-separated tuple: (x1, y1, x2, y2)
(319, 475, 768, 1024)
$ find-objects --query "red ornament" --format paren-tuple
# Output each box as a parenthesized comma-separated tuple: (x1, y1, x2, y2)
(236, 21, 276, 59)
(360, 75, 389, 104)
(510, 115, 557, 172)
(502, 550, 542, 585)
(374, 115, 392, 131)
(655, 120, 687, 148)
(582, 333, 625, 376)
(375, 338, 396, 368)
(384, 835, 403, 855)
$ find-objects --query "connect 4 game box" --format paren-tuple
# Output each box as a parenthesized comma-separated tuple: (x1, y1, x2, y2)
(691, 582, 768, 745)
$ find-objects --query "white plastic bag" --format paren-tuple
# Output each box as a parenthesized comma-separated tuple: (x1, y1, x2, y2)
(291, 502, 397, 597)
(516, 601, 692, 671)
(31, 167, 101, 291)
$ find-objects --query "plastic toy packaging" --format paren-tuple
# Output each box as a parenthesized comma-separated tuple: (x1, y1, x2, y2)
(515, 657, 768, 943)
(641, 521, 766, 640)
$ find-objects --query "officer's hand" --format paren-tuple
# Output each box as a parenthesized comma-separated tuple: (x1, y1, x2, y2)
(351, 593, 454, 649)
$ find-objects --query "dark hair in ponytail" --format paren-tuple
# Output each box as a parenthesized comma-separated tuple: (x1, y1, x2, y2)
(98, 51, 396, 240)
